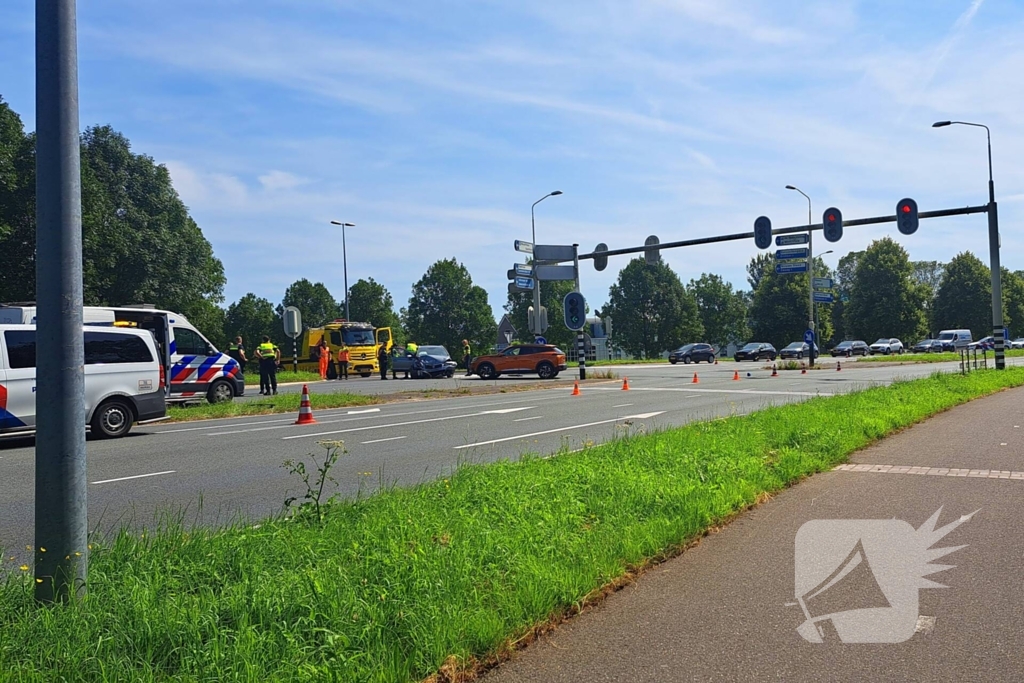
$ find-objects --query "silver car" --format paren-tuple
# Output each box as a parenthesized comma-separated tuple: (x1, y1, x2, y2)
(869, 338, 904, 355)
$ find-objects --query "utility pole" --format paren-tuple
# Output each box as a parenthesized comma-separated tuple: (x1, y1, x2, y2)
(35, 0, 88, 602)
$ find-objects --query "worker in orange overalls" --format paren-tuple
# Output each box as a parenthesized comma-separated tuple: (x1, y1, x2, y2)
(317, 338, 330, 380)
(336, 344, 350, 380)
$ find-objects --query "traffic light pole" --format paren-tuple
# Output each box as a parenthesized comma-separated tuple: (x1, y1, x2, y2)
(574, 245, 586, 380)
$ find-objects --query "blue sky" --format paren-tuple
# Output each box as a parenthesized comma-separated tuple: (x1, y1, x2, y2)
(2, 0, 1023, 322)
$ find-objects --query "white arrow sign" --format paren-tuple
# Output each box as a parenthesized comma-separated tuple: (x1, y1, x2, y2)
(454, 412, 665, 449)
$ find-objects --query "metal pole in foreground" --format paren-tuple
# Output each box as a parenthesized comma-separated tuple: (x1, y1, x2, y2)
(35, 0, 88, 602)
(933, 120, 1004, 369)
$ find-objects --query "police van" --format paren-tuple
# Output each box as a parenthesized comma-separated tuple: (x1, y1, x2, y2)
(0, 304, 244, 404)
(0, 323, 166, 438)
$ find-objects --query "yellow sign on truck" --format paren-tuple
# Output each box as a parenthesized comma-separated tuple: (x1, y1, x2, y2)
(285, 319, 392, 377)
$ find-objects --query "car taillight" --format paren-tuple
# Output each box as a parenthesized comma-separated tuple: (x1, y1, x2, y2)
(159, 364, 165, 389)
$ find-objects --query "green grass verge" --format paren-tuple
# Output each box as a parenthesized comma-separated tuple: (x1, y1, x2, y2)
(3, 369, 1023, 682)
(863, 349, 1024, 363)
(242, 370, 323, 386)
(163, 391, 380, 422)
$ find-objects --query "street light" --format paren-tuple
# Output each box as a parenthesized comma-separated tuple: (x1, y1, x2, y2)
(786, 185, 816, 366)
(529, 191, 563, 337)
(932, 120, 1004, 369)
(330, 220, 355, 320)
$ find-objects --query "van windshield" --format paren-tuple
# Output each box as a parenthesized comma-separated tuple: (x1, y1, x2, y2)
(342, 329, 376, 346)
(937, 332, 955, 341)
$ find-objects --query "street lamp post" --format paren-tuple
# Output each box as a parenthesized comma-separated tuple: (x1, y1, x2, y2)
(932, 120, 1004, 369)
(786, 185, 815, 366)
(330, 221, 355, 320)
(529, 191, 563, 338)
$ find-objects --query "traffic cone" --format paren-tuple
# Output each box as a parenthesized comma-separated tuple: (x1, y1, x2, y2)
(837, 361, 842, 372)
(571, 381, 581, 396)
(771, 364, 778, 377)
(294, 385, 317, 425)
(733, 370, 740, 381)
(692, 372, 699, 384)
(622, 377, 630, 390)
(714, 359, 719, 365)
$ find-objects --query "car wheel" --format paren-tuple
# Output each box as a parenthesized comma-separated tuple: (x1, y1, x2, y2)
(537, 361, 556, 379)
(478, 363, 497, 379)
(683, 356, 692, 364)
(446, 371, 454, 378)
(796, 353, 803, 359)
(207, 379, 234, 404)
(707, 355, 715, 364)
(669, 358, 677, 365)
(91, 398, 134, 439)
(846, 351, 852, 357)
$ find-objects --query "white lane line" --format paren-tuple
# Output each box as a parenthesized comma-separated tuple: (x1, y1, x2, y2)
(348, 408, 381, 415)
(281, 407, 533, 441)
(92, 470, 176, 485)
(590, 387, 829, 397)
(513, 415, 544, 422)
(612, 403, 633, 408)
(454, 412, 665, 450)
(361, 436, 407, 444)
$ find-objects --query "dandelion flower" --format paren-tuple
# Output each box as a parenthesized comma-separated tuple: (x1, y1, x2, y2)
(19, 565, 28, 571)
(39, 547, 46, 553)
(35, 578, 42, 583)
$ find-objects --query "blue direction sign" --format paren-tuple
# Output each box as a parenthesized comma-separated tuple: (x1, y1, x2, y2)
(515, 276, 535, 290)
(776, 247, 809, 260)
(804, 329, 815, 344)
(775, 261, 808, 274)
(535, 336, 547, 345)
(813, 292, 835, 304)
(514, 263, 532, 276)
(812, 277, 833, 289)
(775, 234, 809, 246)
(514, 240, 534, 254)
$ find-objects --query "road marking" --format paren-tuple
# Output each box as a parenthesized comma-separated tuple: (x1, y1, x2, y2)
(513, 415, 544, 422)
(835, 463, 1024, 480)
(347, 408, 381, 415)
(612, 403, 633, 408)
(454, 412, 665, 449)
(92, 470, 176, 485)
(480, 407, 533, 415)
(361, 436, 407, 444)
(915, 616, 936, 635)
(281, 407, 531, 441)
(591, 387, 830, 397)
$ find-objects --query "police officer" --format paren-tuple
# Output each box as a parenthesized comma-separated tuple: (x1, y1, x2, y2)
(406, 340, 418, 356)
(377, 344, 389, 380)
(228, 336, 247, 377)
(255, 335, 280, 395)
(462, 338, 472, 377)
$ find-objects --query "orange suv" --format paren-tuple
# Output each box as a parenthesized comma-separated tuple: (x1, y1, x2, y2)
(470, 344, 567, 379)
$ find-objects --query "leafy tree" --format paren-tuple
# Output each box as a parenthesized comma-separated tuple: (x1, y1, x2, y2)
(403, 258, 497, 354)
(687, 273, 749, 347)
(747, 256, 833, 350)
(225, 293, 276, 353)
(503, 277, 577, 350)
(1002, 268, 1024, 339)
(0, 97, 35, 300)
(347, 277, 404, 344)
(746, 253, 774, 290)
(843, 238, 926, 344)
(828, 250, 865, 344)
(603, 258, 702, 358)
(280, 279, 341, 329)
(931, 252, 991, 339)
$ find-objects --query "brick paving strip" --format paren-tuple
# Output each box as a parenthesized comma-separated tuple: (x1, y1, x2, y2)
(834, 463, 1024, 479)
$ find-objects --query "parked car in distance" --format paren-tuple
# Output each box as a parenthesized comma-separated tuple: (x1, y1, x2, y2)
(1011, 338, 1024, 350)
(911, 339, 944, 353)
(470, 344, 567, 379)
(779, 342, 818, 360)
(830, 340, 869, 357)
(935, 329, 972, 352)
(734, 342, 777, 362)
(969, 336, 995, 351)
(669, 343, 716, 364)
(869, 338, 904, 355)
(390, 345, 458, 378)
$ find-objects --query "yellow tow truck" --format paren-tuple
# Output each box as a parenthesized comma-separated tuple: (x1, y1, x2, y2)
(284, 319, 392, 377)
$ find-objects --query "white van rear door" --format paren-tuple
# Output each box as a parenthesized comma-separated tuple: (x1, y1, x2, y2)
(0, 329, 36, 429)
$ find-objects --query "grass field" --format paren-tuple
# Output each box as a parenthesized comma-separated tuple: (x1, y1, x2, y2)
(242, 369, 323, 386)
(2, 369, 1023, 682)
(163, 391, 380, 422)
(862, 348, 1024, 363)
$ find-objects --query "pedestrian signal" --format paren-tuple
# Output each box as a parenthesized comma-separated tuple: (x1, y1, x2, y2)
(822, 207, 843, 242)
(896, 198, 919, 235)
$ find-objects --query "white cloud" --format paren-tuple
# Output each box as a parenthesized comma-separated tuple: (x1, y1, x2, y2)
(258, 170, 309, 192)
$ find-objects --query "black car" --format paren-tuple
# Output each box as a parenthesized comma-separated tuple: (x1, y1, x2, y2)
(669, 343, 716, 364)
(734, 342, 776, 362)
(830, 340, 869, 357)
(911, 339, 943, 353)
(779, 342, 818, 360)
(391, 345, 458, 378)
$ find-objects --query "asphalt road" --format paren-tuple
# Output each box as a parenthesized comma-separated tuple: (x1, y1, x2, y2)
(0, 358, 1008, 566)
(484, 385, 1024, 683)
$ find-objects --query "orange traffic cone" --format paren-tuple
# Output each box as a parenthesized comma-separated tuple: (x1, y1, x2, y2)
(622, 377, 630, 390)
(692, 372, 699, 384)
(714, 359, 719, 365)
(801, 367, 807, 374)
(836, 361, 842, 372)
(571, 381, 581, 396)
(771, 364, 778, 377)
(733, 370, 740, 381)
(294, 384, 317, 425)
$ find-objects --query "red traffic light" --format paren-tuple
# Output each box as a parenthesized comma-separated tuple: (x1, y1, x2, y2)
(901, 204, 911, 213)
(827, 214, 836, 222)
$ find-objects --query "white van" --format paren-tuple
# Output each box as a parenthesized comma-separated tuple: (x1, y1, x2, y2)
(936, 329, 973, 352)
(0, 304, 244, 404)
(0, 324, 166, 439)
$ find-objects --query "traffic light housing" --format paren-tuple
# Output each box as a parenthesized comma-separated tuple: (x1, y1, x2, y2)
(754, 216, 772, 250)
(563, 291, 586, 331)
(822, 207, 843, 242)
(644, 235, 661, 265)
(896, 198, 919, 235)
